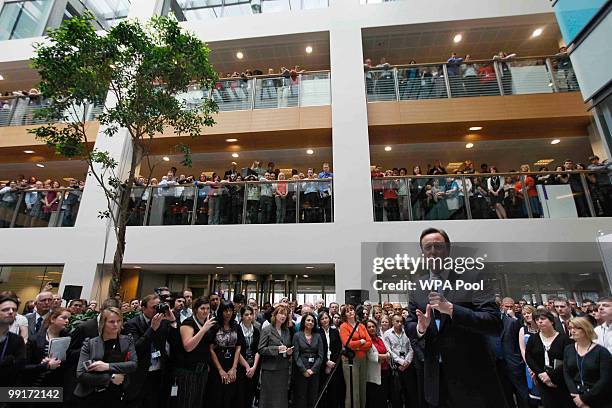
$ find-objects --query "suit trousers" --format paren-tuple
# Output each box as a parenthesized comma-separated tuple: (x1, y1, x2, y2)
(342, 356, 367, 408)
(293, 373, 320, 408)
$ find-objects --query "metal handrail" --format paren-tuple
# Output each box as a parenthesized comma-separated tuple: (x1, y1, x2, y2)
(0, 187, 82, 229)
(366, 54, 570, 70)
(371, 170, 608, 179)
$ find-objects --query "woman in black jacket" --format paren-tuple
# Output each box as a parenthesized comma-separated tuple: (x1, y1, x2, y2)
(238, 306, 261, 408)
(292, 312, 325, 408)
(563, 317, 612, 408)
(22, 307, 71, 396)
(318, 310, 344, 408)
(74, 307, 137, 408)
(525, 309, 574, 408)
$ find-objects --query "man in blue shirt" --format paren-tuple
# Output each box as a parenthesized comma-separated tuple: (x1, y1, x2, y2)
(302, 169, 320, 222)
(447, 52, 464, 97)
(318, 162, 333, 222)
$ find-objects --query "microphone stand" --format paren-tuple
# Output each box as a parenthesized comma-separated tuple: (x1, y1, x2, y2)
(313, 316, 364, 408)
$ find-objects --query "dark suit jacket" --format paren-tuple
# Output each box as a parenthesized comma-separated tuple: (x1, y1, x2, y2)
(122, 314, 177, 401)
(500, 313, 525, 369)
(554, 317, 573, 338)
(405, 269, 506, 408)
(0, 332, 26, 386)
(320, 327, 342, 369)
(74, 334, 137, 397)
(26, 313, 46, 339)
(65, 317, 100, 400)
(258, 324, 292, 371)
(23, 329, 70, 386)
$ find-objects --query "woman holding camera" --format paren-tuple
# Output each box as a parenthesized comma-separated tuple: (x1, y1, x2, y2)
(207, 300, 245, 408)
(174, 296, 215, 408)
(74, 307, 137, 408)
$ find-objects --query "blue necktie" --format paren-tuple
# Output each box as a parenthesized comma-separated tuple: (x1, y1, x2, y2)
(35, 316, 43, 332)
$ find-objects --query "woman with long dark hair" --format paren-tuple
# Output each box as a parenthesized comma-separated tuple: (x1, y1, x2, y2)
(258, 305, 293, 408)
(74, 307, 137, 408)
(207, 300, 245, 408)
(318, 310, 343, 408)
(23, 307, 71, 393)
(238, 305, 261, 408)
(292, 312, 325, 408)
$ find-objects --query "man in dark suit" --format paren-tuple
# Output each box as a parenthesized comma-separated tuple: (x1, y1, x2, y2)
(497, 297, 530, 408)
(26, 291, 53, 338)
(123, 293, 179, 408)
(405, 227, 506, 408)
(553, 298, 573, 338)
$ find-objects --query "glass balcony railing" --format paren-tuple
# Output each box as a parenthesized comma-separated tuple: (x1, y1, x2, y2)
(0, 96, 102, 127)
(0, 188, 82, 228)
(163, 0, 329, 21)
(126, 178, 333, 226)
(371, 170, 611, 222)
(365, 55, 580, 102)
(177, 71, 331, 112)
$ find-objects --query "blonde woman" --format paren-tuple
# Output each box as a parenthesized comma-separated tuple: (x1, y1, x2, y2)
(75, 307, 137, 407)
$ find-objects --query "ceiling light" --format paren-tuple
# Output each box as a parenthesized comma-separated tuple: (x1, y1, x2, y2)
(303, 275, 309, 278)
(162, 156, 170, 161)
(232, 153, 239, 158)
(306, 149, 314, 155)
(469, 126, 482, 131)
(216, 266, 224, 269)
(465, 143, 474, 149)
(0, 74, 4, 81)
(305, 46, 313, 54)
(532, 28, 543, 38)
(236, 51, 244, 59)
(534, 159, 555, 166)
(453, 34, 462, 43)
(384, 146, 392, 152)
(551, 139, 561, 145)
(36, 163, 45, 168)
(305, 266, 314, 269)
(225, 138, 238, 142)
(579, 273, 590, 276)
(23, 150, 35, 154)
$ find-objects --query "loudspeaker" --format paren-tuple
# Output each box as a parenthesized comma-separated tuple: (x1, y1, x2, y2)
(62, 285, 83, 301)
(345, 290, 369, 306)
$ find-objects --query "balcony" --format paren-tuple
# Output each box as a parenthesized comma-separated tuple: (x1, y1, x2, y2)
(365, 55, 579, 103)
(0, 187, 82, 228)
(0, 95, 102, 127)
(127, 178, 333, 226)
(178, 71, 331, 112)
(371, 170, 610, 222)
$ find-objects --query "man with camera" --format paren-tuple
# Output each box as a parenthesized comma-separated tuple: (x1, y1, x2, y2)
(123, 293, 179, 408)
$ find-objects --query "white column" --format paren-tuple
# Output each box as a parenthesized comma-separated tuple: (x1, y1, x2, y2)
(328, 7, 373, 303)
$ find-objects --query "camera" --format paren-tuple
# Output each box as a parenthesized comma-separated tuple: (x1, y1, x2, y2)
(155, 302, 170, 314)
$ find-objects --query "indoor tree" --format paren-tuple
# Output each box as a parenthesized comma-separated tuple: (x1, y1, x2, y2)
(29, 13, 218, 297)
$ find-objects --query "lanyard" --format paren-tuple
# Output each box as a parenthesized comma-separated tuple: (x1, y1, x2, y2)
(0, 337, 8, 361)
(392, 329, 405, 352)
(576, 343, 593, 388)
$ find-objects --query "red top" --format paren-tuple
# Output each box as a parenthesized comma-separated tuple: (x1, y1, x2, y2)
(383, 181, 398, 200)
(478, 64, 496, 83)
(371, 336, 389, 371)
(515, 176, 537, 197)
(340, 322, 372, 359)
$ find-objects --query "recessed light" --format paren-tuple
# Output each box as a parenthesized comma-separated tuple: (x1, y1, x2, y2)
(303, 275, 309, 278)
(305, 266, 314, 269)
(225, 138, 238, 142)
(469, 126, 482, 131)
(579, 273, 590, 276)
(232, 153, 239, 158)
(0, 74, 4, 81)
(24, 150, 35, 154)
(236, 51, 244, 59)
(305, 46, 313, 54)
(306, 149, 314, 155)
(453, 34, 462, 43)
(216, 266, 224, 269)
(36, 163, 45, 168)
(162, 156, 170, 161)
(551, 139, 561, 145)
(532, 28, 543, 38)
(384, 146, 392, 152)
(133, 266, 142, 269)
(465, 143, 474, 149)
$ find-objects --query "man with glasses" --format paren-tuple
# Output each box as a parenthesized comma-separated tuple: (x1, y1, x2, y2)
(26, 291, 52, 337)
(405, 227, 505, 408)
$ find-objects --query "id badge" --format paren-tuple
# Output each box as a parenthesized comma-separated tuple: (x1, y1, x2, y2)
(170, 384, 178, 397)
(151, 350, 161, 359)
(308, 357, 315, 363)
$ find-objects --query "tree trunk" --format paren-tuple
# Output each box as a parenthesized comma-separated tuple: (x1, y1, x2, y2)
(108, 140, 140, 298)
